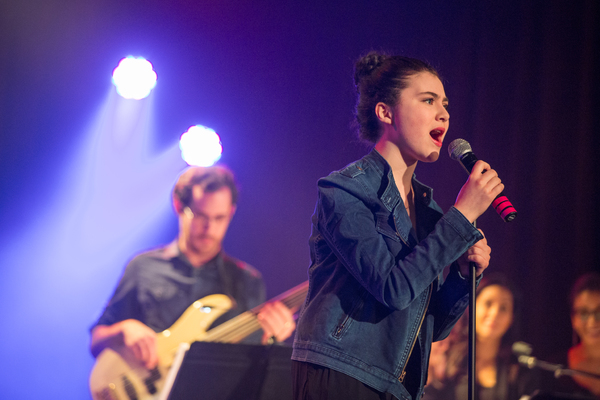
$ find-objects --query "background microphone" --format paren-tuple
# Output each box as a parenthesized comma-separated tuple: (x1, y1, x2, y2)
(512, 342, 565, 374)
(512, 342, 542, 369)
(448, 138, 517, 222)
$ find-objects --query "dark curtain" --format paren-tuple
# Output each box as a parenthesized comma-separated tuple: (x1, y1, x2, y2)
(434, 0, 600, 356)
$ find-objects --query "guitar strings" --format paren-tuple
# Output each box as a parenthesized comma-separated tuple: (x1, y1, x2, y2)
(201, 283, 308, 343)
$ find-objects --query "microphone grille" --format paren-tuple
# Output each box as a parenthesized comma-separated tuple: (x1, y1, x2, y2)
(512, 341, 532, 356)
(448, 138, 472, 160)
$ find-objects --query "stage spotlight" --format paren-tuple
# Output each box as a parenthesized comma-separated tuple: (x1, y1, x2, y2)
(112, 56, 157, 100)
(179, 125, 223, 167)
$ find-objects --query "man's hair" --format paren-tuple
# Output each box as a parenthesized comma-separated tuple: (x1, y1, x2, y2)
(173, 165, 239, 210)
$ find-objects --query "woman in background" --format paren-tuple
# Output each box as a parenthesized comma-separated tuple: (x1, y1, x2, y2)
(544, 272, 600, 398)
(568, 272, 600, 397)
(423, 273, 536, 400)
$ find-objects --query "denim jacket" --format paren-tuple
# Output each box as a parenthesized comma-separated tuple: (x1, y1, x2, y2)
(292, 150, 483, 400)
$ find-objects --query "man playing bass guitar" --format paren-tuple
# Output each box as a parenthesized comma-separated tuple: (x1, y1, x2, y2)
(89, 166, 296, 398)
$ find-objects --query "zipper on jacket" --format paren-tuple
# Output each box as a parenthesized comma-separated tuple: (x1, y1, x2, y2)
(398, 283, 432, 383)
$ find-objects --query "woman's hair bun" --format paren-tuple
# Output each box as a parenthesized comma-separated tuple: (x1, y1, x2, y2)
(354, 51, 388, 87)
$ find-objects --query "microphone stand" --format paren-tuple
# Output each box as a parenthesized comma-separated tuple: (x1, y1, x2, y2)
(468, 220, 477, 400)
(518, 354, 600, 381)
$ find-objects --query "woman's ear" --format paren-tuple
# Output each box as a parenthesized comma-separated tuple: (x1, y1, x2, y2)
(375, 102, 393, 125)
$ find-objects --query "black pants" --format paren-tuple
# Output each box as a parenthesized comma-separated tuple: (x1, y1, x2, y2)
(292, 361, 398, 400)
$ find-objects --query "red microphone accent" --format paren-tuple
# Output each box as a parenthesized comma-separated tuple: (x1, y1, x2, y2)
(449, 138, 518, 222)
(492, 196, 517, 222)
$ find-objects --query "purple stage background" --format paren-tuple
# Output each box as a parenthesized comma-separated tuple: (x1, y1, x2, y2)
(0, 0, 598, 398)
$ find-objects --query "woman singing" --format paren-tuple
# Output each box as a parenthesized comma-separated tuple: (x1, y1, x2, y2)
(291, 51, 504, 399)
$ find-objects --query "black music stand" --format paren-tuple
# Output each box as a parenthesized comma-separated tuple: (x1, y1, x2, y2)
(529, 391, 598, 400)
(167, 342, 293, 400)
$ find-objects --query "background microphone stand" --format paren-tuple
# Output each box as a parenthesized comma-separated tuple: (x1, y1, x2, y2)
(513, 342, 600, 382)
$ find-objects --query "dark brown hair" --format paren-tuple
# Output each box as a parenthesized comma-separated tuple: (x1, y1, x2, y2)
(173, 165, 239, 210)
(569, 272, 600, 311)
(353, 51, 440, 143)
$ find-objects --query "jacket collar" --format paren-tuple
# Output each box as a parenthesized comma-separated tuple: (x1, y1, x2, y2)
(364, 149, 434, 211)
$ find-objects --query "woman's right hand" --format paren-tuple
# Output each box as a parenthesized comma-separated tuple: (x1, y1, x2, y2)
(453, 160, 504, 223)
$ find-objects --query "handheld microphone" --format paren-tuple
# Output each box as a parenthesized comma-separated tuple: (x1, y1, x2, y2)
(448, 138, 517, 222)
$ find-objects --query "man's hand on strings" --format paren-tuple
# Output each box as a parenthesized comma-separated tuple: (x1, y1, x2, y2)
(257, 301, 296, 344)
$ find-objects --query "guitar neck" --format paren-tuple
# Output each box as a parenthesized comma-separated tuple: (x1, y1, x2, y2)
(202, 280, 308, 343)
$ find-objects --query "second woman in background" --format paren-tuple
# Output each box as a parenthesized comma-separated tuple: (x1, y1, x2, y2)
(423, 273, 537, 400)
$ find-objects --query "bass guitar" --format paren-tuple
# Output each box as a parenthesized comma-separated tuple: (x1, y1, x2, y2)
(89, 280, 308, 400)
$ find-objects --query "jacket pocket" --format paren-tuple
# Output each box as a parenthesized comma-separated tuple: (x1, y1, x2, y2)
(331, 287, 367, 340)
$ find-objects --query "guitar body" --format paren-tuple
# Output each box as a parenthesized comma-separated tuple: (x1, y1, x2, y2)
(89, 280, 308, 400)
(89, 294, 232, 400)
